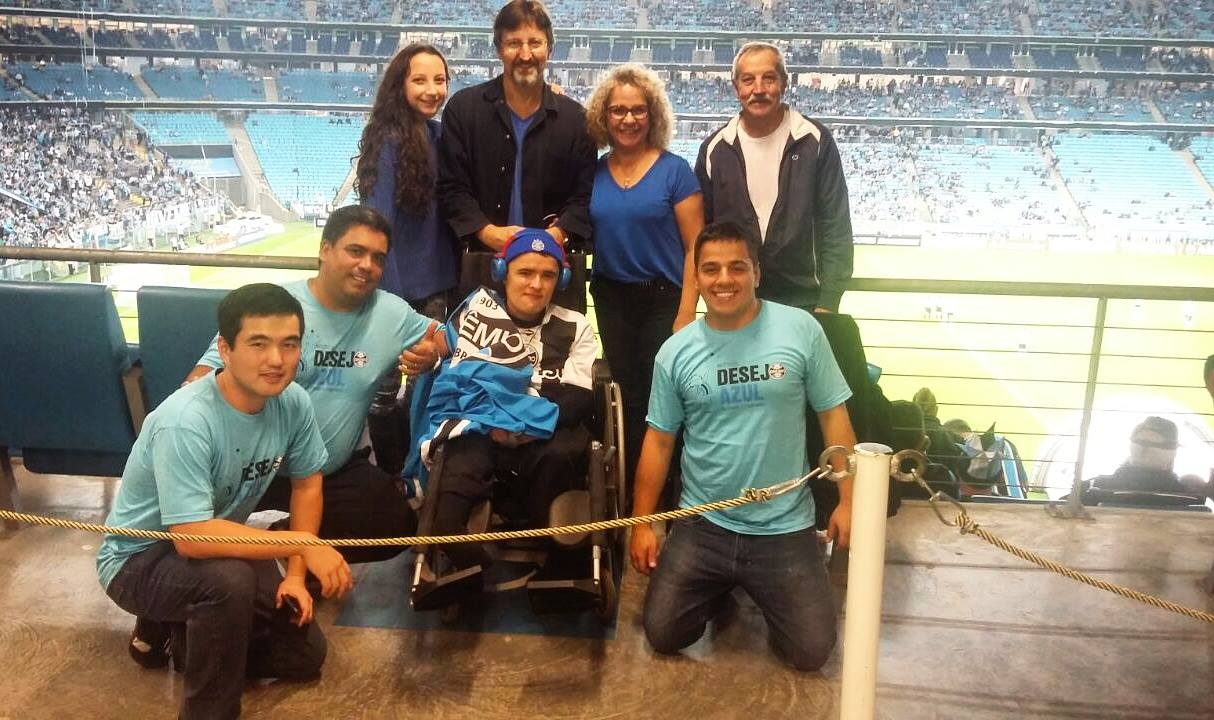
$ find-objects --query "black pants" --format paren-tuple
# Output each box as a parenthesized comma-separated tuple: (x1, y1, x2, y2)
(257, 452, 418, 564)
(107, 543, 326, 720)
(590, 276, 680, 496)
(368, 290, 453, 475)
(434, 426, 591, 569)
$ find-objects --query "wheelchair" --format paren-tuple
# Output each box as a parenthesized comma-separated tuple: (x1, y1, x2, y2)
(409, 250, 627, 623)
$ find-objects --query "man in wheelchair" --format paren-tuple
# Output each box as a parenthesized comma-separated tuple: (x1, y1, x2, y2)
(406, 228, 601, 610)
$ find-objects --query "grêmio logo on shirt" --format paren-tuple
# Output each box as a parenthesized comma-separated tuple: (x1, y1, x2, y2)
(241, 455, 284, 484)
(716, 363, 786, 385)
(313, 349, 369, 369)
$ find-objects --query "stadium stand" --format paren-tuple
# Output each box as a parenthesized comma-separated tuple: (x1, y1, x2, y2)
(914, 138, 1079, 226)
(0, 107, 210, 248)
(316, 0, 396, 22)
(648, 0, 764, 31)
(1051, 133, 1214, 233)
(130, 112, 231, 146)
(1156, 86, 1214, 122)
(222, 0, 304, 21)
(1030, 92, 1155, 122)
(276, 69, 377, 103)
(243, 112, 363, 208)
(10, 62, 142, 101)
(140, 65, 265, 101)
(894, 82, 1022, 119)
(838, 140, 922, 225)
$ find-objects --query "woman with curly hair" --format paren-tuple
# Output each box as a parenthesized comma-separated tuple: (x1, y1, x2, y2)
(357, 42, 458, 318)
(585, 63, 704, 489)
(357, 43, 459, 474)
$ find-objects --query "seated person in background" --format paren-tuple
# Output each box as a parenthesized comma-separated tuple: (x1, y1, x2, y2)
(97, 284, 352, 720)
(1082, 416, 1207, 504)
(413, 228, 599, 594)
(912, 387, 963, 470)
(889, 400, 960, 500)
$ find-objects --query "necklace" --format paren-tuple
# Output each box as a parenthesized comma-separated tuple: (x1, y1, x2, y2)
(611, 150, 655, 189)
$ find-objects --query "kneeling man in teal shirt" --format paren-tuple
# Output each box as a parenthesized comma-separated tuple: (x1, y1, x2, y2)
(97, 284, 353, 719)
(630, 221, 857, 671)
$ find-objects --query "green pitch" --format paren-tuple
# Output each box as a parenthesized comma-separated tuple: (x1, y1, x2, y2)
(104, 221, 1214, 496)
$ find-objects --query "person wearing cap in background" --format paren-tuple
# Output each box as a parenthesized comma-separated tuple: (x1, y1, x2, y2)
(1081, 416, 1204, 503)
(404, 228, 599, 602)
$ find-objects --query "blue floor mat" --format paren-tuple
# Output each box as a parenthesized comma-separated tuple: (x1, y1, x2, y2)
(334, 551, 617, 639)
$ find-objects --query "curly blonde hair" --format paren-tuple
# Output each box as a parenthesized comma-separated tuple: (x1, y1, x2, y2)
(585, 64, 675, 150)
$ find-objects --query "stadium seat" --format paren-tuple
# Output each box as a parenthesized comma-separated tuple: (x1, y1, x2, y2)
(0, 282, 141, 526)
(136, 286, 226, 412)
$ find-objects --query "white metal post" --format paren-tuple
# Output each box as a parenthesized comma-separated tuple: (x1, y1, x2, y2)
(839, 442, 892, 720)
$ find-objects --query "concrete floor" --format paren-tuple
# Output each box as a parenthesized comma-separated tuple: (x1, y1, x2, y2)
(2, 464, 1213, 719)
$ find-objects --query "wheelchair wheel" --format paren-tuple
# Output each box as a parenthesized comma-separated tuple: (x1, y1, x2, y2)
(597, 550, 619, 623)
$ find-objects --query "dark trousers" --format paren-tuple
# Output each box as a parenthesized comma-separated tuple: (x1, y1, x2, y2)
(434, 426, 591, 569)
(590, 276, 680, 495)
(642, 516, 837, 671)
(257, 452, 418, 564)
(106, 543, 326, 720)
(368, 291, 453, 475)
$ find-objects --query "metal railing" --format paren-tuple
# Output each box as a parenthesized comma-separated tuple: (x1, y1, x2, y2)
(2, 245, 1212, 515)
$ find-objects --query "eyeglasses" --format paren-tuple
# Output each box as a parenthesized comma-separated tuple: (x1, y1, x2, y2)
(607, 105, 649, 120)
(502, 39, 547, 54)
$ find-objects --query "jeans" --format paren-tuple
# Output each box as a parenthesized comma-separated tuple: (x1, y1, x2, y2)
(257, 451, 418, 565)
(642, 516, 837, 671)
(106, 543, 326, 720)
(589, 275, 681, 495)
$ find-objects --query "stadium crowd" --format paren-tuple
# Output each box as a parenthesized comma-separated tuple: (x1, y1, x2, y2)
(0, 106, 209, 248)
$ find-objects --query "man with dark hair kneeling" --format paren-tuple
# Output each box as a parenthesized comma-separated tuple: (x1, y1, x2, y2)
(98, 284, 353, 719)
(630, 221, 857, 671)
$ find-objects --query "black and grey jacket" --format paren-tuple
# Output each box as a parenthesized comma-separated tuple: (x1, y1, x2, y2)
(694, 108, 854, 311)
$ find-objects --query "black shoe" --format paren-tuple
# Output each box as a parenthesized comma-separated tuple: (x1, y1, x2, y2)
(128, 618, 170, 669)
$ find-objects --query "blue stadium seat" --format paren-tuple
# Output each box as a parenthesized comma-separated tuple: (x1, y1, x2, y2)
(0, 282, 140, 513)
(136, 286, 226, 412)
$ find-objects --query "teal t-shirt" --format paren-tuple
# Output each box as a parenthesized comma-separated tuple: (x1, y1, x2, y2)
(96, 373, 328, 590)
(198, 280, 431, 475)
(647, 301, 852, 535)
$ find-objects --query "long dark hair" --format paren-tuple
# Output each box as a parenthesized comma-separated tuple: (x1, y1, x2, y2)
(355, 43, 448, 215)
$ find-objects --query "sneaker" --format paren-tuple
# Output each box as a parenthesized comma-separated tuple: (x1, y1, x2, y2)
(128, 618, 170, 669)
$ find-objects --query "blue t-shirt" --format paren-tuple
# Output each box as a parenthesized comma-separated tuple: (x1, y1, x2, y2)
(96, 373, 328, 590)
(589, 150, 701, 285)
(198, 279, 432, 475)
(647, 302, 852, 535)
(508, 111, 537, 226)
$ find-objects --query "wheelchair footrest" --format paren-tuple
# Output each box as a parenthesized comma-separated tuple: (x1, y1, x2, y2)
(525, 577, 600, 614)
(411, 564, 485, 612)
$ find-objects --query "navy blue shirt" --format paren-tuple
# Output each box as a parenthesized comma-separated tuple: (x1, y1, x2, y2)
(363, 120, 459, 301)
(508, 111, 537, 226)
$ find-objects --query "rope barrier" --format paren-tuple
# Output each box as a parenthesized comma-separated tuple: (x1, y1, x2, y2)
(0, 466, 827, 548)
(4, 446, 1211, 625)
(888, 449, 1214, 626)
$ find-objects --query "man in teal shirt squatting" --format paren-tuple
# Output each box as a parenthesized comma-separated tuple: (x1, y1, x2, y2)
(629, 221, 857, 671)
(97, 284, 354, 720)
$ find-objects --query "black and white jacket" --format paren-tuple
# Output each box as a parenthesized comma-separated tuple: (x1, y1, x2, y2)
(695, 108, 854, 311)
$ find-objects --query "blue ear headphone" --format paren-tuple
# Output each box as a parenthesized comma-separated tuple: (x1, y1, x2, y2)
(490, 229, 572, 290)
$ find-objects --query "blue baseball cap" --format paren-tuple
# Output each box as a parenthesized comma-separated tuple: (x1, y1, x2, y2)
(499, 228, 568, 268)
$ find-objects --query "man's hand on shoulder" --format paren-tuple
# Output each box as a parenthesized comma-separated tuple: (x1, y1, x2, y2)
(477, 224, 524, 252)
